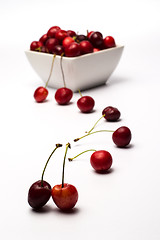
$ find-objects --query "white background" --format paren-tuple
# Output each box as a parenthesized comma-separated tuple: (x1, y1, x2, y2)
(0, 0, 160, 239)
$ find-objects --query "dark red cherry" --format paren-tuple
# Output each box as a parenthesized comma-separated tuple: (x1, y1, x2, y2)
(64, 42, 81, 57)
(45, 38, 59, 53)
(75, 34, 88, 43)
(77, 96, 95, 113)
(55, 30, 68, 42)
(102, 106, 121, 121)
(52, 45, 64, 55)
(103, 36, 116, 48)
(67, 30, 76, 37)
(30, 41, 43, 51)
(39, 34, 48, 45)
(28, 180, 51, 210)
(79, 40, 93, 54)
(34, 86, 48, 103)
(112, 126, 132, 147)
(47, 26, 61, 38)
(90, 150, 112, 172)
(55, 87, 73, 105)
(89, 31, 103, 48)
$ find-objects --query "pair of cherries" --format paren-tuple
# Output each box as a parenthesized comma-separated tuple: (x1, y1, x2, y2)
(34, 86, 95, 113)
(28, 106, 132, 211)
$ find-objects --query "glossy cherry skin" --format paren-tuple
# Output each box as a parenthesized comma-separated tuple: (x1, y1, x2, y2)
(112, 126, 132, 147)
(89, 31, 103, 48)
(102, 106, 121, 121)
(30, 41, 43, 51)
(77, 96, 95, 113)
(34, 86, 48, 103)
(90, 150, 112, 172)
(79, 40, 93, 55)
(52, 45, 64, 55)
(62, 36, 75, 48)
(39, 34, 48, 45)
(45, 38, 59, 53)
(47, 26, 61, 38)
(55, 87, 73, 105)
(64, 42, 81, 57)
(75, 34, 88, 43)
(67, 30, 76, 37)
(87, 31, 94, 38)
(28, 180, 51, 210)
(55, 30, 68, 42)
(52, 183, 78, 211)
(103, 36, 116, 48)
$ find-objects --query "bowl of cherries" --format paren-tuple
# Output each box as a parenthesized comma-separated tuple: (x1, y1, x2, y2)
(25, 26, 124, 92)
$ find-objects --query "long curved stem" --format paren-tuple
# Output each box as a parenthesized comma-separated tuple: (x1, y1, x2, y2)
(87, 114, 105, 134)
(60, 53, 66, 88)
(62, 143, 71, 188)
(41, 143, 62, 187)
(45, 54, 56, 88)
(74, 129, 114, 142)
(68, 149, 96, 161)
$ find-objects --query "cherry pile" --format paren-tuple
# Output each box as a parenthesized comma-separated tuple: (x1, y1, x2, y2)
(28, 106, 132, 212)
(30, 26, 116, 57)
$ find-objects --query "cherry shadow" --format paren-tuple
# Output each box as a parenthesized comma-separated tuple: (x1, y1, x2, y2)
(31, 204, 53, 214)
(92, 167, 115, 175)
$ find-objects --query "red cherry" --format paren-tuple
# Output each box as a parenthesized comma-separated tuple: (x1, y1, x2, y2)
(89, 31, 103, 48)
(112, 126, 132, 147)
(55, 29, 68, 42)
(47, 26, 61, 38)
(39, 34, 48, 45)
(79, 40, 93, 55)
(90, 150, 112, 172)
(102, 106, 121, 121)
(64, 42, 81, 57)
(93, 48, 100, 52)
(62, 36, 75, 48)
(52, 45, 64, 55)
(28, 180, 51, 210)
(87, 31, 94, 38)
(55, 87, 73, 105)
(67, 30, 76, 37)
(45, 38, 59, 53)
(77, 96, 95, 113)
(34, 86, 48, 103)
(103, 36, 116, 48)
(52, 183, 78, 211)
(30, 41, 43, 51)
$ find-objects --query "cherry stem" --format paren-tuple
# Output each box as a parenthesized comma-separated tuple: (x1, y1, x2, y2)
(74, 129, 114, 142)
(62, 143, 71, 188)
(60, 53, 66, 88)
(41, 143, 62, 187)
(45, 54, 56, 88)
(68, 149, 96, 161)
(86, 114, 105, 134)
(78, 89, 83, 97)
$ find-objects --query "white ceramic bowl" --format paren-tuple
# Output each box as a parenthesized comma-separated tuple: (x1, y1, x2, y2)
(25, 45, 124, 92)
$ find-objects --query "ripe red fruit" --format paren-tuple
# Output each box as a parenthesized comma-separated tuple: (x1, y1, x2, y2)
(45, 38, 59, 53)
(77, 96, 95, 113)
(90, 150, 112, 172)
(102, 106, 121, 121)
(62, 36, 75, 48)
(93, 48, 100, 52)
(55, 87, 73, 105)
(87, 31, 94, 38)
(89, 31, 103, 48)
(52, 183, 78, 211)
(67, 30, 76, 37)
(28, 180, 51, 210)
(64, 42, 81, 57)
(103, 36, 116, 48)
(52, 45, 64, 55)
(34, 86, 48, 103)
(55, 30, 68, 42)
(112, 126, 132, 147)
(47, 26, 61, 38)
(39, 34, 48, 45)
(30, 41, 43, 51)
(79, 40, 93, 54)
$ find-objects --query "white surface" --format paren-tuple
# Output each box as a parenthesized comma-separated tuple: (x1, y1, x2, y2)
(0, 0, 160, 239)
(25, 46, 124, 92)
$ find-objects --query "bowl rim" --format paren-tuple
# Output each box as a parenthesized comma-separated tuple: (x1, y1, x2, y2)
(25, 45, 124, 60)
